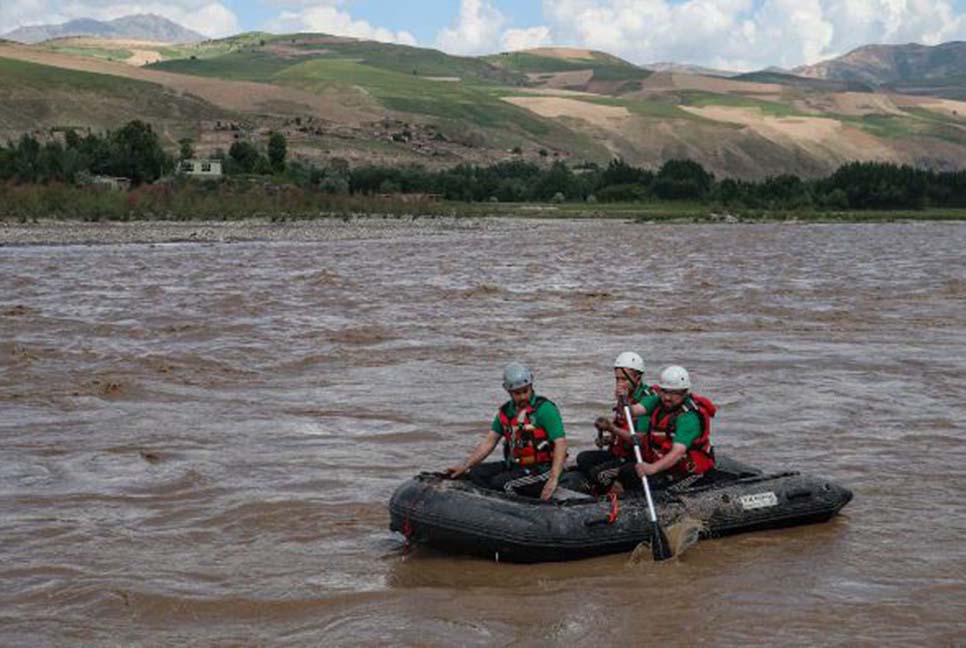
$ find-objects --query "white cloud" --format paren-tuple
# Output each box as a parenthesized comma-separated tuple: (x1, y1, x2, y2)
(824, 0, 965, 50)
(177, 3, 240, 37)
(501, 25, 553, 51)
(266, 5, 416, 45)
(263, 0, 344, 5)
(435, 0, 505, 55)
(0, 1, 240, 38)
(539, 0, 966, 71)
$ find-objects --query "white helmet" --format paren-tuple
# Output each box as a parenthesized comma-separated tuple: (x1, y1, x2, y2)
(659, 365, 691, 391)
(614, 351, 644, 374)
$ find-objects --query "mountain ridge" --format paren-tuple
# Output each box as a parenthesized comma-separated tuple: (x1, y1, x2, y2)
(2, 13, 205, 44)
(794, 41, 966, 85)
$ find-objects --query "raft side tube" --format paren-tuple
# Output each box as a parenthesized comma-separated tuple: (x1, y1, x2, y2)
(389, 461, 853, 563)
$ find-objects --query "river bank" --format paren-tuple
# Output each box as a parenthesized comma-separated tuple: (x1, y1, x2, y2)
(0, 216, 500, 246)
(3, 206, 966, 246)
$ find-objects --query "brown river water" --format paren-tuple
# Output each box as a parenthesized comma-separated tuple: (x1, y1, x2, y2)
(2, 219, 965, 646)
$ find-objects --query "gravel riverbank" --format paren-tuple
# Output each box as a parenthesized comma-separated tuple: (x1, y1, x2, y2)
(0, 217, 511, 246)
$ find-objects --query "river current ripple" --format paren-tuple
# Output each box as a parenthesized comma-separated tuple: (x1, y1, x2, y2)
(1, 219, 965, 646)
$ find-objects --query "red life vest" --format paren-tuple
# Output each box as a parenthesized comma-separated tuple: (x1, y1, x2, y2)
(608, 384, 658, 459)
(646, 393, 716, 475)
(498, 396, 556, 468)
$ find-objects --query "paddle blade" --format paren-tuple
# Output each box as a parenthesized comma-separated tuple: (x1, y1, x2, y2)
(651, 521, 673, 561)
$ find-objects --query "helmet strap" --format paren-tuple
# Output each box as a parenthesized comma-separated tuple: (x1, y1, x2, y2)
(620, 368, 641, 389)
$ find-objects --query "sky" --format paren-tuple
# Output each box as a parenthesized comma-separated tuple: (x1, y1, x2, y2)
(3, 0, 966, 71)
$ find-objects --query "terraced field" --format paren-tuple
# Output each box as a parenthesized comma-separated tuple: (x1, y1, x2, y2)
(3, 32, 966, 177)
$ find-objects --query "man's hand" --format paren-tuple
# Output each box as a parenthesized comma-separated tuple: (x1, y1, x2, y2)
(594, 416, 612, 432)
(540, 474, 559, 501)
(445, 464, 468, 479)
(635, 462, 658, 477)
(592, 416, 608, 448)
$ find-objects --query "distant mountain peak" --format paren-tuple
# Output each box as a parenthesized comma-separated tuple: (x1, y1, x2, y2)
(2, 13, 205, 44)
(645, 61, 739, 78)
(794, 40, 966, 85)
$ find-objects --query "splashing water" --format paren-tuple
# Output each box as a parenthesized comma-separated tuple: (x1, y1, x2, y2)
(627, 517, 706, 564)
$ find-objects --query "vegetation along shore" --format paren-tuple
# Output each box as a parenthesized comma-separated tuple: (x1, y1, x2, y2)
(1, 120, 965, 224)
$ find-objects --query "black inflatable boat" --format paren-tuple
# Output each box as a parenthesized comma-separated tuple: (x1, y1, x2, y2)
(388, 456, 852, 563)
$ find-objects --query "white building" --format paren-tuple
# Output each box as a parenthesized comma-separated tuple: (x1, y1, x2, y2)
(180, 159, 223, 177)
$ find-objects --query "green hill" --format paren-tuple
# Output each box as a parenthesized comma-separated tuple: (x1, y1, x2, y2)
(483, 48, 651, 93)
(885, 74, 966, 101)
(3, 33, 966, 178)
(153, 32, 525, 85)
(0, 56, 228, 142)
(150, 47, 603, 158)
(732, 71, 875, 93)
(485, 48, 642, 73)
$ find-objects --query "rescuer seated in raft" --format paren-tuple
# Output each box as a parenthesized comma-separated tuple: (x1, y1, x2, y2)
(576, 351, 660, 493)
(613, 365, 718, 493)
(445, 362, 567, 501)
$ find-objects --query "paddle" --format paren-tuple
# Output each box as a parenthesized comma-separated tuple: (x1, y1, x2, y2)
(621, 395, 672, 561)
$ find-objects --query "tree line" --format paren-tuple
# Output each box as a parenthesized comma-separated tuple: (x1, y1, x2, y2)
(3, 120, 966, 211)
(343, 158, 966, 210)
(0, 121, 289, 186)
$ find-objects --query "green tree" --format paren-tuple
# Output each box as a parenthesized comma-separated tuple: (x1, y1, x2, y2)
(64, 129, 81, 150)
(535, 161, 575, 201)
(253, 155, 272, 175)
(179, 138, 194, 161)
(80, 133, 112, 176)
(108, 120, 169, 185)
(0, 146, 14, 181)
(824, 162, 927, 209)
(653, 159, 713, 200)
(60, 147, 86, 184)
(14, 134, 41, 183)
(37, 141, 65, 182)
(268, 132, 287, 172)
(600, 157, 649, 187)
(229, 141, 260, 173)
(596, 183, 648, 202)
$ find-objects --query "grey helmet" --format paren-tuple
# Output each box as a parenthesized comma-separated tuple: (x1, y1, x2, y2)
(502, 361, 534, 391)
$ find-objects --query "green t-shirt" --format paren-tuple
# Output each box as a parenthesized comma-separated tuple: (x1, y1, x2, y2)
(632, 390, 660, 432)
(631, 383, 657, 404)
(490, 395, 565, 440)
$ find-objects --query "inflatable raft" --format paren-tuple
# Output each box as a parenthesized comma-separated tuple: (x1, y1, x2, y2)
(388, 456, 853, 563)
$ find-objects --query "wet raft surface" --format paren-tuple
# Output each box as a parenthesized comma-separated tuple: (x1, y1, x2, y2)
(390, 456, 853, 562)
(2, 220, 966, 645)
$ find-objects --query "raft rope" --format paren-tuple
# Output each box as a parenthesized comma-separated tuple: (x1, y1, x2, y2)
(581, 491, 624, 528)
(667, 473, 703, 494)
(607, 491, 620, 524)
(402, 480, 434, 541)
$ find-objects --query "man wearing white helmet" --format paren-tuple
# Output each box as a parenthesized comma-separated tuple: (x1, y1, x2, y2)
(575, 352, 661, 493)
(614, 365, 718, 491)
(445, 361, 568, 501)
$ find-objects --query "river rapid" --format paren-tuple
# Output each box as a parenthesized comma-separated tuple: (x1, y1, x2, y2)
(1, 219, 965, 646)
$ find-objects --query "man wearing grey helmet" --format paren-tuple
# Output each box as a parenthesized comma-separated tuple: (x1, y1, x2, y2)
(445, 361, 567, 501)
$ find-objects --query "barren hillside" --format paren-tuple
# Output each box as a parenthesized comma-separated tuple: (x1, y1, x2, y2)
(2, 34, 966, 177)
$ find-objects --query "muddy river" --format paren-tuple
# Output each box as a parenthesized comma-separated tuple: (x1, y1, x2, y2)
(1, 219, 965, 645)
